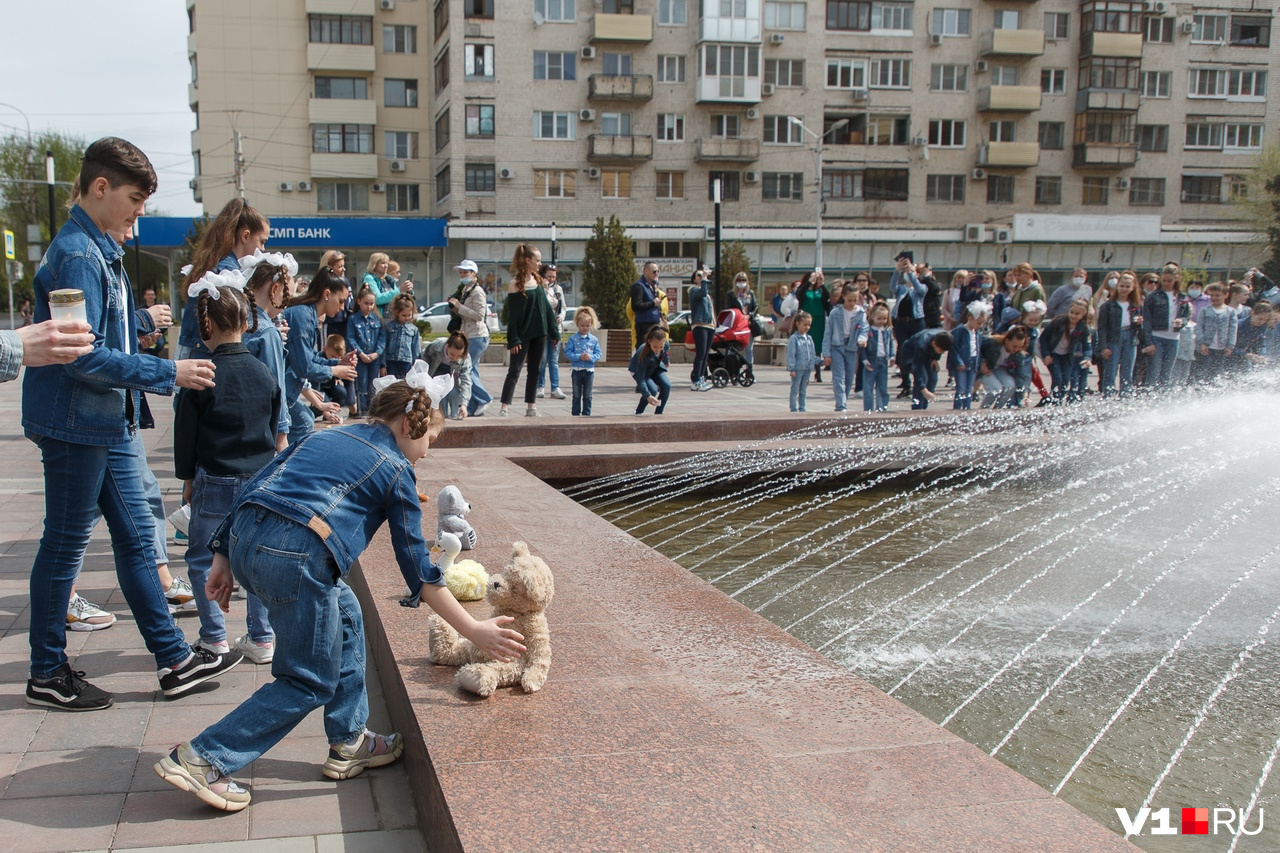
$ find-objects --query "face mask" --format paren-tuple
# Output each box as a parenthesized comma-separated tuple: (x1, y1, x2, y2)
(1187, 288, 1203, 299)
(1072, 277, 1085, 287)
(460, 277, 472, 286)
(1106, 278, 1118, 287)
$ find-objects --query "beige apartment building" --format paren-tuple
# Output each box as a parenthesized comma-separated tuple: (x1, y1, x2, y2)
(187, 0, 1275, 301)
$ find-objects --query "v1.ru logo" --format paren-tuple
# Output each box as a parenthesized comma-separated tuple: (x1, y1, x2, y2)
(1115, 807, 1264, 837)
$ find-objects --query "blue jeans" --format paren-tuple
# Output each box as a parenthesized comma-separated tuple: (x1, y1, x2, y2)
(191, 508, 368, 776)
(952, 365, 975, 409)
(1101, 328, 1137, 397)
(635, 372, 671, 414)
(467, 336, 492, 414)
(571, 369, 594, 416)
(1146, 336, 1179, 387)
(286, 397, 313, 446)
(862, 358, 889, 411)
(354, 359, 379, 413)
(790, 370, 811, 411)
(980, 368, 1017, 408)
(1049, 357, 1089, 402)
(538, 338, 561, 391)
(910, 362, 938, 410)
(28, 433, 191, 678)
(440, 387, 465, 419)
(829, 349, 858, 411)
(385, 359, 411, 380)
(187, 468, 273, 646)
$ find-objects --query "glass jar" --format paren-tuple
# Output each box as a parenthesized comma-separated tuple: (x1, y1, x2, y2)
(49, 289, 87, 325)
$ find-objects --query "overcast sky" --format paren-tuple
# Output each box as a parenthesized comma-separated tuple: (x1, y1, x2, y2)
(0, 0, 201, 217)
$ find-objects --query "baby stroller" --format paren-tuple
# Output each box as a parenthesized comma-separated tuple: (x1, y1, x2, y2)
(706, 308, 755, 387)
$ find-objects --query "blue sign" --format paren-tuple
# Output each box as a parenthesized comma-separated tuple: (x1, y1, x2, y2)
(137, 216, 448, 249)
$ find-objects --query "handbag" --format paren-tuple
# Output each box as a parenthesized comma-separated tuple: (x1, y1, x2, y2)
(777, 314, 795, 336)
(446, 283, 469, 333)
(748, 314, 764, 337)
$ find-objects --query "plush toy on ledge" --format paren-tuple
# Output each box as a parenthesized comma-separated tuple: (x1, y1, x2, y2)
(437, 485, 477, 550)
(434, 531, 488, 601)
(428, 541, 554, 697)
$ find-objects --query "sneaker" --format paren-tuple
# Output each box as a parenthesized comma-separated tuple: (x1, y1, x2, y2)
(26, 664, 114, 711)
(155, 742, 251, 812)
(165, 577, 197, 614)
(158, 646, 243, 698)
(549, 387, 566, 399)
(472, 402, 489, 417)
(174, 530, 188, 543)
(496, 408, 509, 417)
(234, 634, 274, 665)
(536, 388, 546, 398)
(525, 407, 542, 417)
(322, 730, 404, 780)
(167, 504, 191, 537)
(66, 595, 116, 632)
(195, 638, 230, 656)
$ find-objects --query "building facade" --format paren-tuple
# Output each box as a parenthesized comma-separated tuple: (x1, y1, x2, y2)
(187, 0, 1273, 303)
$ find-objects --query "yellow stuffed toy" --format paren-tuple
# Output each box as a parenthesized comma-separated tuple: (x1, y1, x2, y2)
(434, 531, 488, 601)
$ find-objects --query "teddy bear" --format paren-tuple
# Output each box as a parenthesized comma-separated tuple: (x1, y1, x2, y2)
(437, 485, 477, 550)
(428, 541, 554, 697)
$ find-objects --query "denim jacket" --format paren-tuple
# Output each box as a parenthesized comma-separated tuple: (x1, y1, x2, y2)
(210, 422, 444, 594)
(562, 332, 603, 369)
(628, 343, 669, 392)
(948, 325, 981, 372)
(244, 306, 291, 437)
(688, 282, 715, 326)
(1195, 305, 1238, 350)
(0, 330, 23, 382)
(178, 252, 236, 352)
(1040, 318, 1093, 362)
(346, 311, 385, 358)
(383, 320, 421, 363)
(785, 333, 817, 373)
(282, 303, 338, 405)
(822, 305, 867, 357)
(22, 205, 178, 446)
(863, 326, 895, 363)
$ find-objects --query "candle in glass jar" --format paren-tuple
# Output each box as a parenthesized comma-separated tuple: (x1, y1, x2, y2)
(49, 289, 87, 325)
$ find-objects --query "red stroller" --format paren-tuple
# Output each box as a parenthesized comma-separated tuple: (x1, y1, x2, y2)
(699, 308, 755, 387)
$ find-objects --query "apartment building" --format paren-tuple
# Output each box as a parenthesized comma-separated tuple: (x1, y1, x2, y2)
(187, 0, 1274, 299)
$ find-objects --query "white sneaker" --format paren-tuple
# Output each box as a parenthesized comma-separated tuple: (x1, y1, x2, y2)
(165, 577, 198, 614)
(536, 388, 546, 398)
(195, 638, 230, 656)
(66, 595, 116, 632)
(167, 504, 191, 537)
(234, 634, 274, 665)
(549, 388, 566, 399)
(473, 402, 489, 417)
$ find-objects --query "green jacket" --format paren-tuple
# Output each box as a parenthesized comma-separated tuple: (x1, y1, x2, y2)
(505, 284, 560, 349)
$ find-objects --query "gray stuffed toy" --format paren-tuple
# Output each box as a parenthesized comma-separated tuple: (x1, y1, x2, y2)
(437, 485, 477, 550)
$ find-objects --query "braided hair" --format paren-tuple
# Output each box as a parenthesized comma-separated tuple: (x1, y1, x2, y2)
(245, 261, 291, 319)
(196, 286, 251, 343)
(366, 381, 443, 440)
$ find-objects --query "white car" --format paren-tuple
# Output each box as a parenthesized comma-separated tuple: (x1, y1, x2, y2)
(417, 301, 500, 334)
(561, 305, 579, 333)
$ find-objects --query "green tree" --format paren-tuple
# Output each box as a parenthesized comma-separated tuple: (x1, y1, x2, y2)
(581, 215, 635, 328)
(716, 240, 754, 308)
(1235, 144, 1280, 281)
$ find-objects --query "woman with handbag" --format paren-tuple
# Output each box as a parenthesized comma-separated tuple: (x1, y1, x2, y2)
(727, 272, 761, 369)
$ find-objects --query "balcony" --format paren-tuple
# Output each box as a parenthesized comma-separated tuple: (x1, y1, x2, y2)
(1072, 143, 1137, 168)
(694, 136, 761, 162)
(592, 13, 653, 42)
(306, 0, 373, 12)
(978, 85, 1042, 111)
(310, 152, 379, 179)
(308, 98, 377, 125)
(980, 29, 1045, 56)
(587, 134, 654, 162)
(188, 82, 198, 108)
(588, 74, 654, 101)
(1075, 89, 1140, 112)
(307, 43, 376, 72)
(979, 142, 1041, 167)
(1081, 31, 1144, 58)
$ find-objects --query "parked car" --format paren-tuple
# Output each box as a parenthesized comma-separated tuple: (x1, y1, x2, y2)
(667, 310, 690, 327)
(561, 305, 579, 333)
(417, 300, 500, 334)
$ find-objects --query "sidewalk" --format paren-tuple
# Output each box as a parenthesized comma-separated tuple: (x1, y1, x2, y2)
(0, 382, 425, 853)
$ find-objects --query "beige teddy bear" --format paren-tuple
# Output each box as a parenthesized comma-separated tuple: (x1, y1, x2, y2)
(428, 541, 553, 697)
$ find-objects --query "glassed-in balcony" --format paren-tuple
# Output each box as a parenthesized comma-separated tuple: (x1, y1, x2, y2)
(1073, 143, 1138, 168)
(978, 85, 1042, 110)
(978, 142, 1041, 167)
(980, 29, 1045, 56)
(1081, 31, 1144, 57)
(592, 13, 653, 42)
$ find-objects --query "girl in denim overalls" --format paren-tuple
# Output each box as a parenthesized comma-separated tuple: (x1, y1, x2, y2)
(157, 366, 527, 812)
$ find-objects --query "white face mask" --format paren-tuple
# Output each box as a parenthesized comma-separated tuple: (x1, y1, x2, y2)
(1106, 278, 1118, 287)
(1187, 288, 1203, 299)
(1072, 276, 1085, 287)
(460, 276, 472, 285)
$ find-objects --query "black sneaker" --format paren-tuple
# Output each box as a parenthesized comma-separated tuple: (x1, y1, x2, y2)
(26, 664, 114, 711)
(158, 646, 244, 698)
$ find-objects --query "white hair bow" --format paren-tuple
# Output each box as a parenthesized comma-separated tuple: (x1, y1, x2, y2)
(180, 264, 193, 277)
(187, 268, 247, 301)
(1023, 300, 1047, 315)
(240, 249, 299, 281)
(372, 359, 455, 413)
(966, 301, 992, 317)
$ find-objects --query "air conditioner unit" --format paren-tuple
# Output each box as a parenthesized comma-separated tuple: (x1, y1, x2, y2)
(498, 167, 516, 180)
(972, 167, 987, 180)
(744, 170, 760, 183)
(279, 181, 294, 192)
(390, 160, 407, 172)
(581, 46, 597, 60)
(993, 227, 1013, 244)
(930, 33, 944, 46)
(975, 60, 989, 73)
(705, 226, 717, 239)
(745, 107, 760, 120)
(769, 33, 786, 45)
(911, 135, 928, 147)
(1179, 19, 1195, 34)
(762, 83, 776, 96)
(188, 178, 199, 190)
(371, 182, 386, 193)
(1116, 177, 1130, 190)
(296, 180, 313, 192)
(851, 87, 869, 102)
(1145, 0, 1169, 13)
(380, 0, 395, 9)
(964, 223, 987, 243)
(579, 108, 595, 121)
(587, 167, 602, 179)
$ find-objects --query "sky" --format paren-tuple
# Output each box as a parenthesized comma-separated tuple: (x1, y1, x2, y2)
(0, 0, 201, 217)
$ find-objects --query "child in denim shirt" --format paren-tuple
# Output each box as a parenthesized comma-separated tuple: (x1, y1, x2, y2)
(382, 293, 421, 379)
(346, 287, 385, 415)
(562, 307, 604, 416)
(786, 311, 817, 412)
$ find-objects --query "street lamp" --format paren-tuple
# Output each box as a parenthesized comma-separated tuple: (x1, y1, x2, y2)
(45, 151, 56, 241)
(788, 116, 848, 273)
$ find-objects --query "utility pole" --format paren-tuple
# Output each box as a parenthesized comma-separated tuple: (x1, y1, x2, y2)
(234, 130, 246, 199)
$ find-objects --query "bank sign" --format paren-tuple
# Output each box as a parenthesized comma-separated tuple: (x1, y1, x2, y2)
(137, 216, 448, 249)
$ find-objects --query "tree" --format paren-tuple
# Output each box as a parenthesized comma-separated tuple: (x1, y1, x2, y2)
(580, 215, 635, 329)
(1236, 144, 1280, 281)
(715, 240, 754, 309)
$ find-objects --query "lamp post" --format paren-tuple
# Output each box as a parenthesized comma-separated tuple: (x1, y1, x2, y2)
(45, 151, 56, 241)
(788, 116, 848, 273)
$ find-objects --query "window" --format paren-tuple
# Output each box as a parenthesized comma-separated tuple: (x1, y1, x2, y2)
(1224, 123, 1264, 150)
(435, 166, 451, 203)
(825, 114, 857, 143)
(534, 51, 576, 80)
(866, 114, 908, 145)
(648, 241, 702, 258)
(826, 58, 867, 89)
(308, 15, 372, 44)
(312, 124, 374, 154)
(709, 171, 741, 200)
(1129, 177, 1164, 206)
(702, 44, 761, 98)
(600, 112, 632, 137)
(926, 174, 965, 203)
(657, 55, 687, 83)
(534, 111, 575, 140)
(1181, 175, 1221, 203)
(1041, 68, 1067, 94)
(601, 170, 632, 199)
(465, 104, 495, 138)
(315, 77, 367, 99)
(1045, 12, 1069, 40)
(1082, 176, 1109, 205)
(987, 175, 1014, 204)
(1192, 14, 1227, 42)
(434, 0, 449, 40)
(386, 183, 420, 213)
(1188, 68, 1225, 97)
(991, 66, 1019, 86)
(864, 168, 908, 200)
(989, 120, 1016, 142)
(928, 119, 965, 147)
(1136, 124, 1168, 152)
(765, 59, 804, 87)
(763, 115, 802, 144)
(717, 0, 746, 14)
(1038, 121, 1065, 150)
(871, 2, 912, 31)
(535, 170, 575, 198)
(766, 2, 807, 29)
(1229, 175, 1249, 201)
(434, 48, 450, 92)
(931, 8, 971, 37)
(1227, 69, 1266, 99)
(657, 113, 685, 141)
(763, 172, 804, 200)
(534, 0, 576, 22)
(1080, 57, 1138, 90)
(1086, 1, 1142, 34)
(1230, 15, 1270, 46)
(711, 114, 741, 138)
(1035, 176, 1062, 205)
(656, 171, 685, 199)
(434, 109, 450, 151)
(466, 44, 495, 79)
(603, 52, 633, 76)
(465, 0, 494, 18)
(828, 1, 871, 31)
(385, 131, 419, 159)
(1185, 122, 1224, 150)
(870, 59, 910, 88)
(318, 182, 369, 211)
(823, 169, 862, 199)
(658, 0, 687, 25)
(993, 10, 1020, 30)
(931, 63, 968, 92)
(1141, 70, 1170, 97)
(1144, 16, 1173, 43)
(1080, 112, 1133, 143)
(383, 24, 416, 53)
(603, 0, 634, 11)
(384, 79, 418, 108)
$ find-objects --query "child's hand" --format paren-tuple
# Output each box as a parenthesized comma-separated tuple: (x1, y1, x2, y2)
(956, 364, 966, 371)
(789, 371, 796, 378)
(1079, 358, 1092, 368)
(182, 478, 194, 505)
(1198, 344, 1208, 356)
(579, 352, 590, 361)
(1043, 355, 1053, 365)
(857, 338, 868, 348)
(471, 616, 527, 662)
(342, 351, 358, 366)
(863, 362, 871, 371)
(648, 395, 660, 408)
(923, 389, 936, 401)
(823, 357, 831, 367)
(207, 554, 236, 614)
